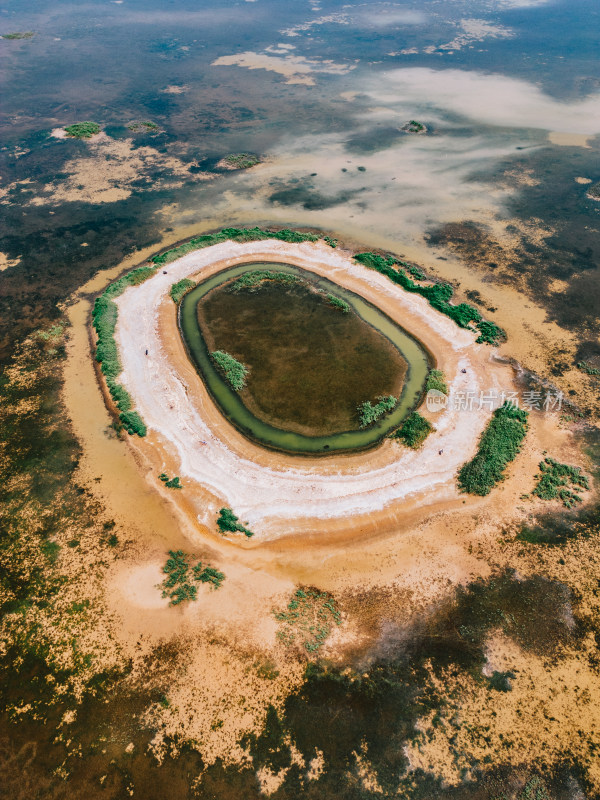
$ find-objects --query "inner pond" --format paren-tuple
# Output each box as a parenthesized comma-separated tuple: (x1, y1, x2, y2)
(178, 262, 432, 455)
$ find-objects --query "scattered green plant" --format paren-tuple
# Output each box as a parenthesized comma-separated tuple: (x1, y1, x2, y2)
(216, 507, 254, 538)
(353, 251, 505, 345)
(358, 395, 396, 427)
(274, 587, 341, 653)
(392, 412, 433, 449)
(577, 360, 600, 376)
(425, 368, 448, 395)
(161, 549, 225, 605)
(169, 278, 195, 304)
(64, 121, 101, 139)
(457, 403, 529, 495)
(324, 236, 337, 248)
(118, 410, 147, 437)
(211, 350, 249, 391)
(326, 294, 350, 313)
(532, 457, 589, 508)
(230, 269, 298, 292)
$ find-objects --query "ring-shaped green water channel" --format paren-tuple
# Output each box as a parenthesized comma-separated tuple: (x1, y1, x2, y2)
(179, 261, 432, 455)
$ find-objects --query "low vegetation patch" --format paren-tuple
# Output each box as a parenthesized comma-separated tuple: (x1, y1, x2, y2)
(354, 251, 505, 345)
(211, 350, 249, 391)
(324, 236, 337, 248)
(221, 153, 261, 169)
(326, 294, 350, 313)
(170, 278, 195, 304)
(216, 507, 254, 538)
(392, 412, 433, 449)
(64, 121, 101, 139)
(274, 587, 341, 653)
(161, 550, 225, 605)
(2, 31, 35, 39)
(151, 227, 320, 267)
(230, 269, 298, 292)
(457, 402, 529, 495)
(532, 457, 589, 508)
(403, 119, 426, 133)
(127, 120, 159, 132)
(158, 472, 183, 489)
(358, 395, 397, 427)
(425, 368, 448, 394)
(92, 265, 159, 435)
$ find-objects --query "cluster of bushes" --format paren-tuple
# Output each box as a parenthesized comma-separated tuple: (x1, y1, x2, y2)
(425, 368, 448, 395)
(216, 507, 254, 538)
(393, 412, 433, 449)
(532, 457, 589, 508)
(92, 265, 158, 436)
(324, 236, 337, 248)
(158, 472, 183, 489)
(358, 395, 397, 428)
(211, 350, 249, 391)
(274, 587, 341, 653)
(64, 121, 101, 139)
(161, 550, 225, 605)
(353, 252, 505, 345)
(169, 278, 196, 304)
(230, 270, 298, 292)
(326, 294, 350, 313)
(151, 227, 320, 267)
(457, 403, 529, 495)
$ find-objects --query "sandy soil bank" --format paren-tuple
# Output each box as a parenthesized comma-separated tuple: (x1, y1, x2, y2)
(113, 239, 514, 540)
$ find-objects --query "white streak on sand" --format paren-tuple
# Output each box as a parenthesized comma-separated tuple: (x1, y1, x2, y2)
(114, 241, 500, 535)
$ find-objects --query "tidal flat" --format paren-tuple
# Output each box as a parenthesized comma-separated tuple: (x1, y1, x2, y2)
(1, 0, 600, 798)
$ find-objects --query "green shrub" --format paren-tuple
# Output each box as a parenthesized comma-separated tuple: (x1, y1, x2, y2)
(211, 350, 249, 391)
(326, 294, 350, 313)
(170, 278, 195, 304)
(353, 251, 505, 345)
(425, 368, 448, 395)
(393, 412, 433, 448)
(64, 121, 101, 139)
(119, 410, 147, 437)
(165, 476, 182, 489)
(324, 236, 337, 248)
(358, 395, 396, 427)
(457, 403, 529, 495)
(532, 457, 589, 508)
(230, 270, 298, 292)
(217, 507, 254, 538)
